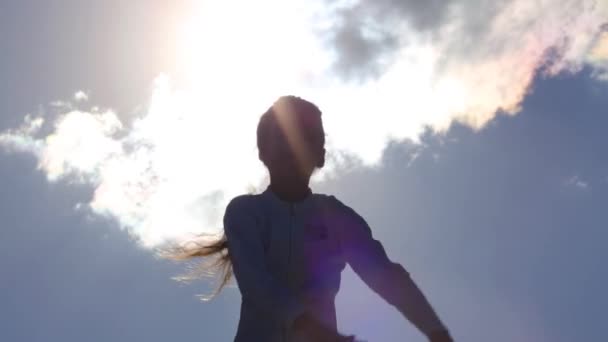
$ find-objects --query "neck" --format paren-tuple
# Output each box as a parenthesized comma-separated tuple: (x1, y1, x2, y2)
(269, 179, 311, 203)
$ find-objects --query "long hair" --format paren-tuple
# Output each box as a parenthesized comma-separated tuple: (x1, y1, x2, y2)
(164, 96, 322, 299)
(161, 233, 232, 300)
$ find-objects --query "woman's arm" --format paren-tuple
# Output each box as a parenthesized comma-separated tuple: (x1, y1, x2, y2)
(330, 196, 452, 341)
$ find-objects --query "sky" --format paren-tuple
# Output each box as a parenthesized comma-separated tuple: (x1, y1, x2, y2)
(0, 1, 607, 341)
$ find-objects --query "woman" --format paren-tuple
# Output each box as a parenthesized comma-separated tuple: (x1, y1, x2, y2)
(176, 96, 453, 342)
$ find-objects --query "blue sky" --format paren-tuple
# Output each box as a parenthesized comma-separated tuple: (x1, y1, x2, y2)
(1, 1, 607, 341)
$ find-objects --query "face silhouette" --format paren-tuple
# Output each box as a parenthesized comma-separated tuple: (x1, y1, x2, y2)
(259, 110, 325, 184)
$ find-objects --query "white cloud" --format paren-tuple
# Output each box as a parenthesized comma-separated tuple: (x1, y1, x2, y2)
(1, 76, 268, 247)
(303, 0, 608, 163)
(0, 114, 44, 154)
(74, 90, 89, 102)
(1, 0, 606, 247)
(40, 110, 122, 181)
(589, 31, 608, 61)
(587, 27, 608, 79)
(565, 175, 590, 190)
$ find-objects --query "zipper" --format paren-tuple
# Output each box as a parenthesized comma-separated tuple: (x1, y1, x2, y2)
(288, 203, 295, 278)
(284, 203, 296, 342)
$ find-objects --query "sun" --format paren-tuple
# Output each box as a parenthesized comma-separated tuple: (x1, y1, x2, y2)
(175, 0, 326, 98)
(168, 0, 334, 169)
(99, 0, 336, 245)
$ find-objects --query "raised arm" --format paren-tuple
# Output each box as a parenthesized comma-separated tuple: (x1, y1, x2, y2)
(330, 196, 452, 341)
(223, 196, 305, 327)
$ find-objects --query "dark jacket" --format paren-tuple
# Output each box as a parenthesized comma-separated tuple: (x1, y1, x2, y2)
(224, 188, 445, 342)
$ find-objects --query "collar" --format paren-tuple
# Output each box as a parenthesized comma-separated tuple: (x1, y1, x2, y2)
(262, 186, 314, 210)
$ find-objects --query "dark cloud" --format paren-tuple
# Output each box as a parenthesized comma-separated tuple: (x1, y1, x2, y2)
(320, 0, 509, 80)
(1, 64, 606, 342)
(318, 69, 608, 341)
(319, 0, 604, 82)
(1, 2, 607, 341)
(325, 9, 399, 81)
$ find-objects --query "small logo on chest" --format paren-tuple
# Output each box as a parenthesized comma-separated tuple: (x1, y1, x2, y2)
(305, 221, 329, 241)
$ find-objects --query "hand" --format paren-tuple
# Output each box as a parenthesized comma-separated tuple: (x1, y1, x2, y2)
(428, 329, 453, 342)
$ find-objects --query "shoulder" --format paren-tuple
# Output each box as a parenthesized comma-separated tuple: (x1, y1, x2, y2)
(313, 192, 350, 208)
(314, 193, 370, 230)
(224, 193, 263, 217)
(313, 193, 360, 218)
(226, 193, 257, 208)
(223, 194, 266, 234)
(312, 192, 340, 205)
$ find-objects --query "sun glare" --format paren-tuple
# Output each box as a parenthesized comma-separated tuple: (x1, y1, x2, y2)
(176, 0, 326, 94)
(2, 0, 605, 247)
(92, 0, 339, 245)
(168, 0, 333, 174)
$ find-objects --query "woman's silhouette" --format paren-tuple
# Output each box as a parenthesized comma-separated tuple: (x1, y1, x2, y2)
(174, 96, 453, 342)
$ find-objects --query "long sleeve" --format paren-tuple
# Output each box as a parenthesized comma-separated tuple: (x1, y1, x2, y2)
(331, 196, 447, 337)
(224, 196, 306, 327)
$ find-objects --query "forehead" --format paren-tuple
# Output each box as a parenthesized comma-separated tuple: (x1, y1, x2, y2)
(267, 112, 324, 146)
(272, 107, 323, 132)
(296, 111, 323, 131)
